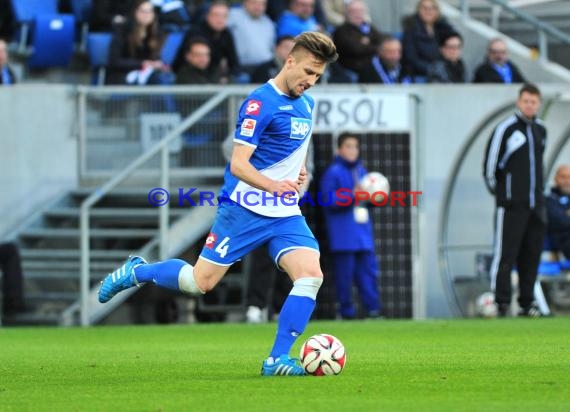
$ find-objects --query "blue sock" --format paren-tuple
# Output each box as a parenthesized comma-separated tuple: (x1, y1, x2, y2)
(269, 277, 322, 359)
(134, 259, 187, 291)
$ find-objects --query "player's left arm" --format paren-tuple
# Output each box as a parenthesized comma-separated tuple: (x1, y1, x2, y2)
(231, 144, 300, 196)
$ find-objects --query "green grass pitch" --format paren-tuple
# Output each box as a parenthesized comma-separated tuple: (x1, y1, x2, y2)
(1, 318, 569, 412)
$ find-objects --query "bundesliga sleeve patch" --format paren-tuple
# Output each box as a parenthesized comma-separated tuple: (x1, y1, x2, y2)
(240, 119, 257, 137)
(245, 100, 262, 116)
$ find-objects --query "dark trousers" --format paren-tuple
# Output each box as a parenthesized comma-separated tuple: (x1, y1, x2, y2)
(246, 247, 291, 315)
(490, 208, 546, 308)
(1, 242, 25, 313)
(332, 251, 380, 318)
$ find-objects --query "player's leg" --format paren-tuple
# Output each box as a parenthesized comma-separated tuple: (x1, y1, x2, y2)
(261, 248, 322, 376)
(354, 250, 381, 317)
(99, 203, 258, 303)
(331, 252, 356, 319)
(98, 254, 232, 303)
(489, 207, 526, 315)
(516, 211, 546, 315)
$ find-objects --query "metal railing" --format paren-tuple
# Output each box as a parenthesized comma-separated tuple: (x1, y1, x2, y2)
(79, 89, 230, 326)
(460, 0, 570, 62)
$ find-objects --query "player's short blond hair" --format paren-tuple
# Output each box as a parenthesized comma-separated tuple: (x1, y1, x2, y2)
(291, 32, 338, 64)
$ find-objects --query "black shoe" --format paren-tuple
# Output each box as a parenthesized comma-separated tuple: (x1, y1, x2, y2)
(518, 305, 541, 318)
(497, 303, 509, 318)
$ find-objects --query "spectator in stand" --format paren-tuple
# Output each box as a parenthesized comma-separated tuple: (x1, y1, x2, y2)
(321, 0, 346, 28)
(276, 0, 322, 38)
(546, 165, 570, 259)
(473, 38, 526, 84)
(107, 0, 173, 85)
(1, 242, 26, 320)
(358, 36, 412, 84)
(89, 0, 132, 32)
(402, 0, 455, 80)
(175, 37, 221, 84)
(227, 0, 276, 74)
(0, 38, 16, 85)
(427, 31, 467, 83)
(174, 1, 240, 83)
(267, 0, 327, 26)
(333, 0, 384, 75)
(251, 36, 295, 83)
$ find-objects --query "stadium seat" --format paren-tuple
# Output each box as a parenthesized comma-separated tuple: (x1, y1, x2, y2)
(161, 32, 185, 67)
(27, 14, 76, 69)
(538, 261, 561, 277)
(87, 32, 112, 85)
(10, 0, 59, 52)
(70, 0, 93, 51)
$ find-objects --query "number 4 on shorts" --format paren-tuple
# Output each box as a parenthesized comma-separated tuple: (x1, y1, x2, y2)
(215, 237, 230, 258)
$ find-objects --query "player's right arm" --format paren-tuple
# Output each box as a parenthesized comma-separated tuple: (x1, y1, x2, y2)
(231, 143, 299, 196)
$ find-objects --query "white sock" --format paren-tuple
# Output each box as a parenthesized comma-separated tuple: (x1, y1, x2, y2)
(178, 264, 205, 294)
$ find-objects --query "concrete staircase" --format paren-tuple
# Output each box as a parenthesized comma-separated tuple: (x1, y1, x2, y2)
(7, 186, 215, 326)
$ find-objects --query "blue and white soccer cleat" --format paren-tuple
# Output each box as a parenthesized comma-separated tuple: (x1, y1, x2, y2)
(261, 355, 306, 376)
(98, 256, 147, 303)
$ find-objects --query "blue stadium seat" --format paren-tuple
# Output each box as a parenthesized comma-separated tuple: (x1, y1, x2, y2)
(27, 14, 76, 69)
(87, 32, 112, 85)
(10, 0, 59, 52)
(70, 0, 93, 51)
(538, 261, 561, 277)
(161, 32, 185, 67)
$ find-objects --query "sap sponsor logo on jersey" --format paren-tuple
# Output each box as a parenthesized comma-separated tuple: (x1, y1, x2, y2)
(240, 119, 257, 137)
(290, 117, 311, 140)
(245, 100, 262, 115)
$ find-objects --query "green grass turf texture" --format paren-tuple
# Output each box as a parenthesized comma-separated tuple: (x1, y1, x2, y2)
(1, 318, 569, 412)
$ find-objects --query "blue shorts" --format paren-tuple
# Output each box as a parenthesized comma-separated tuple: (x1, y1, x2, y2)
(199, 202, 319, 268)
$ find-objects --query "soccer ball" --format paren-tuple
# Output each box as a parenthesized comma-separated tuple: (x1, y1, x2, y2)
(360, 172, 390, 203)
(476, 292, 498, 318)
(300, 334, 346, 376)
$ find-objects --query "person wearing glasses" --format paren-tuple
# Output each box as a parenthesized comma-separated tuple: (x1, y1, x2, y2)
(473, 38, 526, 83)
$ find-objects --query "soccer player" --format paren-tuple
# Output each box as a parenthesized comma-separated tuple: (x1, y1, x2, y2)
(99, 31, 338, 376)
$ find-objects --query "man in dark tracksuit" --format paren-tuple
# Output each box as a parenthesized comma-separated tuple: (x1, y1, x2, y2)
(483, 84, 546, 317)
(321, 132, 381, 319)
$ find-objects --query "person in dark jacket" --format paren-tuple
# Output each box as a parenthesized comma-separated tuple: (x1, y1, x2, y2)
(173, 1, 240, 81)
(320, 132, 381, 319)
(401, 0, 455, 79)
(106, 0, 171, 85)
(546, 165, 570, 259)
(427, 31, 467, 83)
(358, 36, 412, 84)
(332, 0, 385, 74)
(175, 37, 221, 84)
(0, 38, 15, 85)
(483, 84, 546, 317)
(473, 38, 526, 84)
